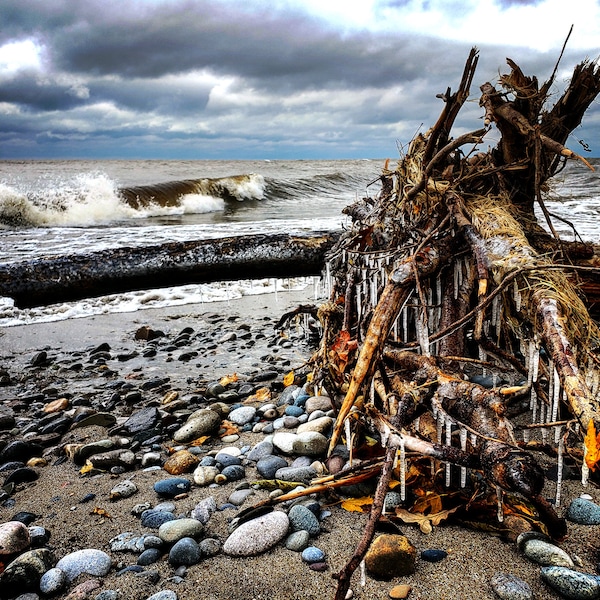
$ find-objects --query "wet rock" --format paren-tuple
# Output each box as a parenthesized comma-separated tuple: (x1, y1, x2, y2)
(172, 409, 221, 443)
(0, 520, 30, 555)
(55, 548, 112, 582)
(491, 572, 533, 600)
(154, 477, 191, 498)
(123, 407, 160, 434)
(88, 449, 136, 470)
(540, 566, 600, 600)
(364, 534, 416, 579)
(0, 440, 43, 463)
(0, 548, 56, 594)
(223, 510, 289, 557)
(4, 467, 39, 486)
(567, 497, 600, 525)
(163, 450, 199, 475)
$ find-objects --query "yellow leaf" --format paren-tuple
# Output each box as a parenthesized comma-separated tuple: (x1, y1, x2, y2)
(584, 419, 600, 471)
(189, 435, 211, 446)
(91, 506, 112, 519)
(80, 462, 95, 475)
(220, 373, 238, 386)
(395, 506, 459, 534)
(341, 496, 373, 513)
(283, 371, 295, 386)
(253, 387, 271, 402)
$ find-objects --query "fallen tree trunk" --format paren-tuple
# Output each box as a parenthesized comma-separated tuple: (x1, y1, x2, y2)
(0, 232, 339, 308)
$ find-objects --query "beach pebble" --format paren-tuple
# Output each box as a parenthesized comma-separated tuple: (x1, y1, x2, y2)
(540, 566, 600, 599)
(193, 465, 219, 486)
(421, 549, 447, 562)
(163, 450, 199, 475)
(0, 548, 55, 594)
(0, 520, 30, 555)
(389, 585, 412, 599)
(297, 416, 333, 435)
(228, 488, 254, 506)
(285, 530, 310, 551)
(158, 518, 204, 544)
(168, 537, 202, 566)
(256, 455, 288, 479)
(301, 546, 325, 563)
(274, 465, 317, 485)
(28, 525, 50, 547)
(221, 464, 245, 481)
(228, 406, 256, 425)
(66, 578, 102, 598)
(272, 432, 298, 454)
(145, 591, 178, 600)
(490, 572, 533, 600)
(138, 547, 163, 566)
(246, 440, 274, 461)
(141, 510, 177, 529)
(215, 451, 242, 467)
(288, 504, 320, 536)
(123, 407, 159, 434)
(567, 498, 600, 525)
(293, 431, 328, 456)
(191, 497, 217, 524)
(55, 548, 112, 582)
(223, 510, 289, 556)
(110, 479, 138, 500)
(154, 477, 191, 497)
(172, 409, 221, 443)
(40, 567, 67, 594)
(365, 534, 416, 578)
(199, 538, 221, 558)
(521, 537, 574, 567)
(109, 532, 147, 552)
(305, 396, 333, 414)
(96, 591, 119, 600)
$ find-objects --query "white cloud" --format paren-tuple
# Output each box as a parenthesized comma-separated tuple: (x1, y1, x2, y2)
(0, 39, 42, 75)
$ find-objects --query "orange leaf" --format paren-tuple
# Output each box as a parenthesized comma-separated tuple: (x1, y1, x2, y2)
(220, 373, 238, 386)
(91, 506, 112, 519)
(584, 419, 600, 471)
(283, 371, 295, 387)
(341, 496, 373, 513)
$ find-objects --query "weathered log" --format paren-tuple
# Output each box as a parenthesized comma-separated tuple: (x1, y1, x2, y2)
(0, 232, 340, 308)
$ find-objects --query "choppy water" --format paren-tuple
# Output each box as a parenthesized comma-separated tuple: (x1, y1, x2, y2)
(0, 158, 598, 326)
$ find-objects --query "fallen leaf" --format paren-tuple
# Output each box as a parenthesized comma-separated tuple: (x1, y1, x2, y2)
(283, 371, 295, 386)
(189, 435, 212, 446)
(341, 496, 374, 513)
(412, 491, 443, 515)
(395, 506, 459, 534)
(91, 507, 112, 519)
(218, 421, 239, 438)
(220, 373, 238, 386)
(584, 419, 600, 471)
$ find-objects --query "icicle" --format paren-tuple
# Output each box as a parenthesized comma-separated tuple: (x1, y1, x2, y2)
(582, 439, 590, 487)
(552, 367, 561, 442)
(445, 415, 452, 487)
(491, 296, 499, 329)
(417, 310, 431, 357)
(325, 262, 332, 299)
(460, 427, 467, 488)
(436, 409, 444, 445)
(360, 560, 366, 588)
(399, 437, 406, 501)
(453, 259, 460, 300)
(522, 428, 530, 443)
(531, 387, 538, 424)
(402, 304, 408, 341)
(355, 284, 362, 322)
(436, 274, 443, 328)
(345, 418, 352, 458)
(555, 432, 564, 507)
(479, 346, 487, 376)
(496, 487, 504, 522)
(513, 279, 522, 312)
(531, 345, 540, 383)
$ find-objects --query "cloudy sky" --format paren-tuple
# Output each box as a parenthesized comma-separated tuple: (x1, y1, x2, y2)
(1, 0, 599, 159)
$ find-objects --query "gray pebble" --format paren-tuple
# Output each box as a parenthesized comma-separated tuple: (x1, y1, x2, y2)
(521, 538, 574, 567)
(274, 465, 317, 485)
(199, 538, 221, 557)
(246, 440, 274, 462)
(288, 504, 320, 536)
(39, 567, 67, 595)
(490, 572, 533, 600)
(567, 498, 600, 525)
(285, 530, 310, 552)
(158, 518, 204, 544)
(144, 591, 178, 600)
(191, 496, 217, 524)
(109, 532, 147, 552)
(223, 511, 290, 556)
(168, 537, 201, 566)
(138, 548, 163, 566)
(256, 455, 288, 479)
(540, 566, 600, 600)
(55, 548, 112, 582)
(228, 488, 255, 506)
(227, 406, 257, 426)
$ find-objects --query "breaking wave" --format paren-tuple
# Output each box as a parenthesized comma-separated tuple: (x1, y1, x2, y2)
(0, 172, 266, 228)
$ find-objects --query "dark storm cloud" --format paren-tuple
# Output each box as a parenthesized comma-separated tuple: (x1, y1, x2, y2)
(0, 0, 598, 158)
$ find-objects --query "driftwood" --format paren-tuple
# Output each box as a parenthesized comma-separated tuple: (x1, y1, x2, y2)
(268, 48, 600, 599)
(0, 232, 339, 308)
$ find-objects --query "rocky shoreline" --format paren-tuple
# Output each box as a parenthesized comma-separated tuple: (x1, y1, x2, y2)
(1, 290, 600, 600)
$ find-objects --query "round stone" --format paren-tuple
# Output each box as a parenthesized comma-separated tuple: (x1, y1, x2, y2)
(40, 567, 67, 595)
(138, 548, 163, 566)
(365, 534, 416, 578)
(169, 537, 202, 566)
(158, 518, 204, 544)
(421, 549, 447, 562)
(292, 431, 329, 456)
(228, 406, 257, 426)
(490, 572, 533, 600)
(285, 530, 310, 552)
(256, 455, 288, 479)
(288, 504, 320, 536)
(172, 409, 221, 443)
(109, 479, 138, 500)
(566, 497, 600, 525)
(145, 591, 178, 600)
(141, 510, 177, 529)
(55, 548, 112, 582)
(541, 566, 600, 600)
(301, 546, 325, 563)
(1, 548, 56, 595)
(154, 477, 191, 497)
(193, 465, 219, 486)
(221, 464, 245, 481)
(0, 521, 30, 555)
(272, 432, 298, 454)
(163, 450, 199, 475)
(199, 537, 221, 558)
(223, 511, 289, 557)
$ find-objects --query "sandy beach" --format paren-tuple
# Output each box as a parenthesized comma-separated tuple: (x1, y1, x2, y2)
(0, 289, 598, 600)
